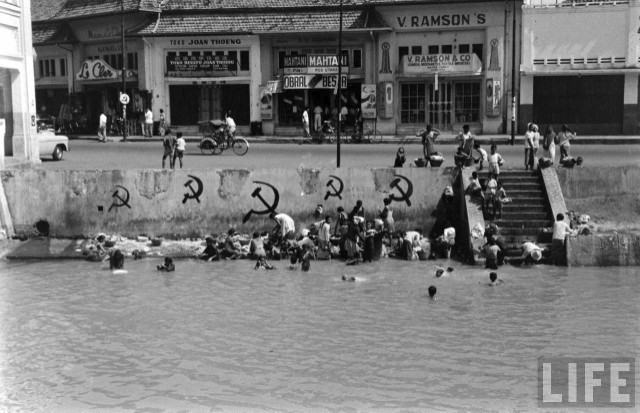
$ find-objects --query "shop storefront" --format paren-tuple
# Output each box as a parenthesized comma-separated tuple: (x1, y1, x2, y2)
(142, 35, 260, 130)
(376, 2, 514, 134)
(263, 34, 369, 135)
(520, 1, 639, 135)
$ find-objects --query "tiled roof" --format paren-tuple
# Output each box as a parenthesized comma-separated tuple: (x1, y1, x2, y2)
(32, 22, 78, 44)
(137, 9, 389, 34)
(31, 0, 161, 22)
(162, 0, 361, 10)
(31, 0, 68, 22)
(32, 22, 63, 44)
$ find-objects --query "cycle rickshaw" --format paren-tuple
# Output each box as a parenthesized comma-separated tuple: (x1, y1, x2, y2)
(197, 119, 249, 156)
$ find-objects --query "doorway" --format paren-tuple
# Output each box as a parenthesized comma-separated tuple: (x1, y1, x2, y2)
(427, 82, 452, 131)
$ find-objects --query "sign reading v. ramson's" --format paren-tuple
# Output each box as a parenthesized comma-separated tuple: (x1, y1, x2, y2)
(402, 54, 482, 74)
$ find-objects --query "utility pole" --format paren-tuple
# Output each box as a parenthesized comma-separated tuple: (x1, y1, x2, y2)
(510, 0, 517, 145)
(120, 0, 128, 142)
(336, 0, 343, 167)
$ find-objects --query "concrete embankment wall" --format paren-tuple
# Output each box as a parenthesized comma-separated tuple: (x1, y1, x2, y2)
(0, 168, 456, 238)
(558, 166, 640, 266)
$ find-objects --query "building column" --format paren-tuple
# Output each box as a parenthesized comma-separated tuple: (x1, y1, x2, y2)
(519, 73, 533, 133)
(623, 73, 638, 135)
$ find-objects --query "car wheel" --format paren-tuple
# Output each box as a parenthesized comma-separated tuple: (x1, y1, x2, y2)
(52, 145, 64, 160)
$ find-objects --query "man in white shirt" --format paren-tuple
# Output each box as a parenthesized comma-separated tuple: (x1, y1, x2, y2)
(98, 112, 107, 142)
(302, 107, 310, 138)
(318, 216, 332, 250)
(225, 111, 236, 147)
(551, 213, 577, 265)
(270, 212, 295, 241)
(521, 241, 543, 264)
(144, 108, 154, 137)
(173, 131, 186, 169)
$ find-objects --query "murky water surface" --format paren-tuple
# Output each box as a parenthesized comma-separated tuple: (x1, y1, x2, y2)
(0, 259, 638, 412)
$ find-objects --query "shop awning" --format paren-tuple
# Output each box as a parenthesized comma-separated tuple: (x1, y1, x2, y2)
(136, 9, 391, 35)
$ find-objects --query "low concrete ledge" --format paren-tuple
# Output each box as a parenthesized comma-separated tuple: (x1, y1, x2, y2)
(459, 168, 485, 264)
(567, 232, 640, 266)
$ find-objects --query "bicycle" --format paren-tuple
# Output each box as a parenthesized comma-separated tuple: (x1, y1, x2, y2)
(362, 122, 382, 143)
(302, 121, 336, 144)
(198, 120, 249, 156)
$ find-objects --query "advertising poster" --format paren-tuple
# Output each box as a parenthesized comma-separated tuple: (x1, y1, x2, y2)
(259, 86, 273, 120)
(361, 84, 377, 119)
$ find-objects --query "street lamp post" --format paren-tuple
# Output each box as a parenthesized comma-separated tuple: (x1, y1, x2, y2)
(510, 0, 517, 145)
(121, 0, 128, 142)
(336, 0, 343, 167)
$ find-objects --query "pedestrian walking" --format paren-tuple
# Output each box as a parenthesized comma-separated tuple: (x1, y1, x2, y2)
(524, 123, 539, 170)
(161, 128, 175, 169)
(556, 124, 574, 162)
(313, 104, 323, 132)
(302, 107, 310, 138)
(144, 108, 154, 138)
(98, 111, 107, 143)
(173, 131, 186, 169)
(542, 125, 556, 164)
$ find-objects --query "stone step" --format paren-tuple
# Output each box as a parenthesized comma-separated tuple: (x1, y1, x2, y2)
(490, 211, 550, 220)
(508, 189, 547, 197)
(499, 232, 553, 244)
(508, 197, 547, 206)
(489, 175, 541, 183)
(494, 219, 553, 228)
(501, 183, 544, 191)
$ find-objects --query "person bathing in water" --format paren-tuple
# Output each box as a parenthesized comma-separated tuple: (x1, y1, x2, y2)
(250, 232, 275, 270)
(109, 249, 125, 271)
(157, 257, 175, 272)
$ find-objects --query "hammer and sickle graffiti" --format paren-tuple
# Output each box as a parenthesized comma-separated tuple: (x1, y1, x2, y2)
(388, 174, 413, 206)
(182, 175, 204, 204)
(242, 181, 280, 223)
(108, 185, 131, 212)
(324, 175, 344, 200)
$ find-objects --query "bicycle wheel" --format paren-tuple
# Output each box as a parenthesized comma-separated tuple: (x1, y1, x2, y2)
(200, 139, 217, 155)
(232, 138, 249, 156)
(325, 131, 336, 144)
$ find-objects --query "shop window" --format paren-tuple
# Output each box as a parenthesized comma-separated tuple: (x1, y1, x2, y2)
(167, 51, 176, 58)
(400, 83, 426, 124)
(458, 44, 470, 54)
(38, 60, 44, 77)
(192, 51, 201, 57)
(278, 89, 305, 126)
(45, 59, 50, 76)
(59, 58, 66, 76)
(398, 47, 408, 64)
(411, 46, 422, 55)
(428, 46, 439, 55)
(127, 53, 138, 70)
(215, 51, 224, 56)
(442, 45, 453, 54)
(203, 51, 213, 56)
(454, 82, 481, 123)
(240, 50, 250, 71)
(472, 44, 483, 65)
(39, 59, 56, 77)
(353, 49, 362, 68)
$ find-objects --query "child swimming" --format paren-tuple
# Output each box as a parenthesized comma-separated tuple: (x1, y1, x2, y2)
(157, 257, 175, 272)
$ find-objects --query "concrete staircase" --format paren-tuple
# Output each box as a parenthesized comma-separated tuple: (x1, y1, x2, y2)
(480, 170, 554, 263)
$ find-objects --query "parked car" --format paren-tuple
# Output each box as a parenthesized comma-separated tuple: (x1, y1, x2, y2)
(37, 116, 69, 161)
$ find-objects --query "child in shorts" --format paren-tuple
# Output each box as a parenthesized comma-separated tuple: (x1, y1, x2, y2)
(173, 132, 186, 169)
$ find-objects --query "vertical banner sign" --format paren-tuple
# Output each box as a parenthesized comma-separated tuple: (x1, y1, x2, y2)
(486, 78, 502, 117)
(361, 84, 377, 119)
(376, 82, 394, 119)
(259, 86, 273, 120)
(493, 80, 502, 111)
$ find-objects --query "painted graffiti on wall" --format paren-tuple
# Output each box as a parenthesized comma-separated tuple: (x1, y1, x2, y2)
(324, 175, 344, 200)
(389, 175, 413, 206)
(108, 185, 131, 212)
(242, 181, 280, 223)
(183, 175, 204, 204)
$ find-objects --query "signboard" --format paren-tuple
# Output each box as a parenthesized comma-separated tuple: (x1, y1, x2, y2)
(402, 54, 482, 75)
(76, 59, 138, 81)
(377, 82, 394, 119)
(361, 84, 377, 119)
(166, 55, 237, 77)
(119, 93, 130, 105)
(266, 80, 283, 94)
(283, 74, 347, 90)
(486, 78, 501, 117)
(282, 54, 349, 75)
(260, 86, 273, 120)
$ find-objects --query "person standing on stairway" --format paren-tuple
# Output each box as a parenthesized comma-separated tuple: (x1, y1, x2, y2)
(542, 125, 556, 165)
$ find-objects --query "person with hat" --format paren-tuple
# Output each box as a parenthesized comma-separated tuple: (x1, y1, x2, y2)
(521, 241, 544, 264)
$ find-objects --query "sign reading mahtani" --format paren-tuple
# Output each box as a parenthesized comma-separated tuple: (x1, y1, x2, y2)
(402, 54, 482, 74)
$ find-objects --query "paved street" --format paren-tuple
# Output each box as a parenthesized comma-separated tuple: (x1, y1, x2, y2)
(38, 138, 640, 170)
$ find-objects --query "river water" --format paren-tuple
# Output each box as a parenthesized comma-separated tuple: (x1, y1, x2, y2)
(0, 259, 638, 412)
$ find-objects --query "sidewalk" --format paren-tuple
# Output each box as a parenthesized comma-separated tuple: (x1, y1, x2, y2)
(69, 133, 640, 145)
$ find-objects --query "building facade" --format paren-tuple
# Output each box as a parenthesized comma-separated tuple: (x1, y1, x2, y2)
(1, 0, 37, 168)
(520, 0, 640, 135)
